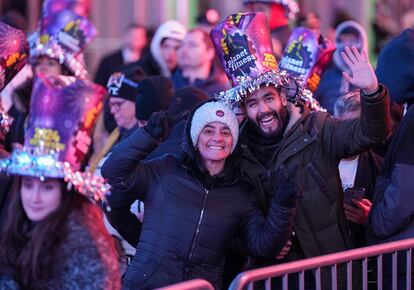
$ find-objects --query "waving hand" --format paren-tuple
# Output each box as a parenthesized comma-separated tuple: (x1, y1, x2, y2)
(341, 46, 378, 94)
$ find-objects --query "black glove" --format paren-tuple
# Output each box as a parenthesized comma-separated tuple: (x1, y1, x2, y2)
(144, 97, 188, 139)
(273, 164, 302, 208)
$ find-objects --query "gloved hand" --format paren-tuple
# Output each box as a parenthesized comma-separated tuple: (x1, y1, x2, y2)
(273, 164, 302, 208)
(144, 97, 188, 139)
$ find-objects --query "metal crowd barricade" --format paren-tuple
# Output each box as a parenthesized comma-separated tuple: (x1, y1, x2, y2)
(156, 279, 215, 290)
(229, 238, 414, 290)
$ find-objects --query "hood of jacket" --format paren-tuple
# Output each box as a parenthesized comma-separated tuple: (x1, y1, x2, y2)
(333, 21, 368, 73)
(150, 20, 186, 77)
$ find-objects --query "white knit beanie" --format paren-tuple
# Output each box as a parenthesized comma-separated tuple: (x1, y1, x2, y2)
(190, 101, 239, 153)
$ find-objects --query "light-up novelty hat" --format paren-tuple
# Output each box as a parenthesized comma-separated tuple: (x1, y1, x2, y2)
(29, 9, 97, 79)
(0, 21, 28, 134)
(0, 74, 109, 203)
(279, 27, 335, 111)
(210, 12, 309, 108)
(0, 21, 29, 92)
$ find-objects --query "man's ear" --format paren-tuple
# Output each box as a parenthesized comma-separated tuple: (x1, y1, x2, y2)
(280, 90, 288, 107)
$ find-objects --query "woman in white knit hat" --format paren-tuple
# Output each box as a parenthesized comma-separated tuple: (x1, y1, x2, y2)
(102, 98, 300, 289)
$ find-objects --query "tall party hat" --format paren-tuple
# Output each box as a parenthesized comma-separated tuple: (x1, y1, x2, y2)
(210, 12, 307, 107)
(280, 27, 335, 93)
(29, 9, 97, 78)
(0, 74, 109, 201)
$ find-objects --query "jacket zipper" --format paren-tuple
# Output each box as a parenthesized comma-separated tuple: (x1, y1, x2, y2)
(185, 188, 209, 275)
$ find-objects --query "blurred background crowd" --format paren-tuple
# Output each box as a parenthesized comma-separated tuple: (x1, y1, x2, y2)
(1, 0, 413, 78)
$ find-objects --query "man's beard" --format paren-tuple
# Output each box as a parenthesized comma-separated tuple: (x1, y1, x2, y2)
(255, 106, 290, 138)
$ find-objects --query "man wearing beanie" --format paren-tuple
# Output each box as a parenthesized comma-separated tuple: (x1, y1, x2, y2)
(90, 67, 146, 173)
(102, 98, 298, 289)
(88, 67, 146, 275)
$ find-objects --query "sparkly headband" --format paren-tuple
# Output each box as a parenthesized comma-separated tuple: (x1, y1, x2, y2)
(0, 148, 111, 209)
(30, 38, 87, 79)
(215, 69, 325, 112)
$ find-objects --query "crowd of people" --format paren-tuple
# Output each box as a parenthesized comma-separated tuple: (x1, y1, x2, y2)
(0, 0, 413, 289)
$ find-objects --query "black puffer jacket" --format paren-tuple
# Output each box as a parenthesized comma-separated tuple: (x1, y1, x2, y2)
(102, 122, 295, 289)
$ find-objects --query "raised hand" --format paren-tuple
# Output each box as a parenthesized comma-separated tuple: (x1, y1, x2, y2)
(144, 97, 186, 140)
(341, 46, 378, 94)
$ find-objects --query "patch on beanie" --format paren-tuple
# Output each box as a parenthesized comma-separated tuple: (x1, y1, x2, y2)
(216, 110, 224, 117)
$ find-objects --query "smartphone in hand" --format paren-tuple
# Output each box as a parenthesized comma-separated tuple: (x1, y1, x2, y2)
(343, 187, 365, 206)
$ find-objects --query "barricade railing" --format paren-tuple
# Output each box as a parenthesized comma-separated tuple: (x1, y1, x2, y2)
(156, 278, 215, 290)
(229, 238, 414, 290)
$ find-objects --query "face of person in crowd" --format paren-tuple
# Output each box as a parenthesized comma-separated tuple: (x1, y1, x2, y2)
(306, 12, 321, 34)
(197, 122, 233, 164)
(338, 33, 360, 49)
(160, 38, 182, 72)
(244, 86, 289, 136)
(109, 97, 137, 130)
(34, 56, 63, 76)
(124, 27, 147, 52)
(21, 176, 62, 222)
(177, 30, 214, 70)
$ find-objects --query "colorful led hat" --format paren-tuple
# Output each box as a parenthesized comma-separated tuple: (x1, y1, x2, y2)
(0, 21, 29, 92)
(210, 12, 309, 107)
(0, 74, 109, 202)
(278, 27, 334, 111)
(280, 27, 335, 92)
(29, 9, 97, 78)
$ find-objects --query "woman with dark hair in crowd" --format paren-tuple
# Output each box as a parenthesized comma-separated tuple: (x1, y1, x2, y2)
(0, 73, 120, 290)
(0, 177, 120, 290)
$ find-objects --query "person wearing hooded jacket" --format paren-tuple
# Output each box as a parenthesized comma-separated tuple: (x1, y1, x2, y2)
(314, 20, 368, 114)
(133, 20, 187, 78)
(102, 99, 298, 289)
(101, 20, 187, 133)
(367, 28, 414, 290)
